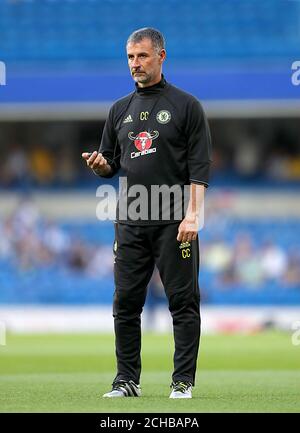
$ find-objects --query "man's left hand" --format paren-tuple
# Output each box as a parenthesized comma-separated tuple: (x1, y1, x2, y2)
(177, 214, 199, 243)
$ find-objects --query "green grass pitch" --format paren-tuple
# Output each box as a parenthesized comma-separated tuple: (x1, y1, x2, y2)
(0, 332, 299, 412)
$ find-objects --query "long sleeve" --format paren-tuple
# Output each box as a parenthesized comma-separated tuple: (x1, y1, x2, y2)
(98, 106, 121, 178)
(184, 98, 212, 187)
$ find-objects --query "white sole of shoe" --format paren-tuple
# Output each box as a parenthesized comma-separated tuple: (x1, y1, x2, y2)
(169, 390, 192, 399)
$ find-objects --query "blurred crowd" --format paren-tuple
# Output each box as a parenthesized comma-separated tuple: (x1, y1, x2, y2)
(1, 119, 300, 189)
(202, 234, 300, 289)
(0, 198, 113, 279)
(1, 197, 300, 292)
(0, 143, 78, 187)
(202, 195, 300, 290)
(211, 120, 300, 182)
(2, 144, 300, 188)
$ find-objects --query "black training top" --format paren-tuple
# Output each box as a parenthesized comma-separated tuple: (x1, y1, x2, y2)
(98, 75, 212, 225)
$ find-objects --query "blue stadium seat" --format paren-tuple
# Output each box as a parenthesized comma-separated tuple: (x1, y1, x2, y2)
(0, 0, 299, 64)
(1, 217, 300, 304)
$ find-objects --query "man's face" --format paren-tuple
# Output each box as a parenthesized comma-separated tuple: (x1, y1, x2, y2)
(127, 38, 165, 87)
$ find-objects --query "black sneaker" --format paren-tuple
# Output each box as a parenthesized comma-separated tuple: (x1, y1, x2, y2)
(169, 381, 192, 399)
(102, 380, 141, 398)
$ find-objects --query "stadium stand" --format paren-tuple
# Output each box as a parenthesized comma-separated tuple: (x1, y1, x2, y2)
(0, 196, 300, 305)
(0, 0, 299, 311)
(0, 0, 299, 64)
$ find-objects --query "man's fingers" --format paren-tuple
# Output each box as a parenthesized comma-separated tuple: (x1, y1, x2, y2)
(82, 152, 92, 160)
(178, 230, 197, 244)
(91, 153, 101, 168)
(187, 232, 198, 242)
(97, 154, 107, 166)
(87, 151, 99, 165)
(81, 151, 98, 165)
(182, 233, 189, 243)
(177, 230, 183, 242)
(81, 151, 106, 168)
(188, 233, 197, 242)
(91, 153, 107, 170)
(178, 231, 189, 243)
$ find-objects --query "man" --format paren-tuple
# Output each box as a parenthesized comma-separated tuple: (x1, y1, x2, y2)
(82, 28, 212, 399)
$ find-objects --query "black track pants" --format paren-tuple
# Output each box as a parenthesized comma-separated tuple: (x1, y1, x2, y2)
(112, 222, 200, 386)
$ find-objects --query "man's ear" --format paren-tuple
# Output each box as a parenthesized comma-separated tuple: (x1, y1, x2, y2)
(160, 49, 166, 63)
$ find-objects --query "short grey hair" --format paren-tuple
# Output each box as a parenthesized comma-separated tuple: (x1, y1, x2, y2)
(127, 28, 165, 52)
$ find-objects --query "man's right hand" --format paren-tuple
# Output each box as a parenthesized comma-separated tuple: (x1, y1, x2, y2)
(82, 151, 112, 176)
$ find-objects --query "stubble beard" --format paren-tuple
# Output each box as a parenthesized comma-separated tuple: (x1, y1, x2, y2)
(133, 71, 153, 85)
